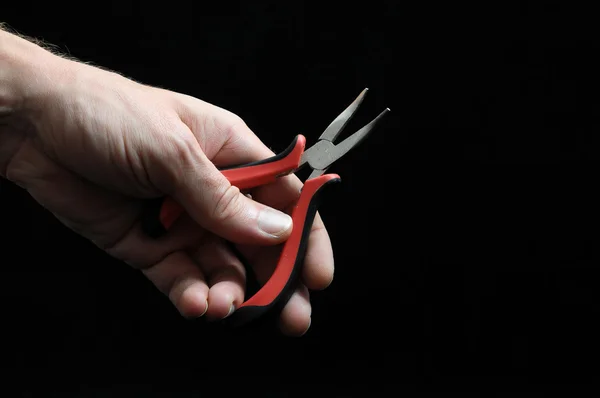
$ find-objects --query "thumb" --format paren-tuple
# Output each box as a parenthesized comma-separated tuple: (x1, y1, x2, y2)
(164, 136, 293, 246)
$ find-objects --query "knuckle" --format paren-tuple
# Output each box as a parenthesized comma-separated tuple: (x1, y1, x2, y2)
(211, 184, 244, 224)
(149, 128, 201, 193)
(165, 129, 198, 164)
(215, 111, 247, 141)
(224, 115, 246, 137)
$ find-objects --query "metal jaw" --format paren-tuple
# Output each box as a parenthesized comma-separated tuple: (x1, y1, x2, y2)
(299, 88, 390, 180)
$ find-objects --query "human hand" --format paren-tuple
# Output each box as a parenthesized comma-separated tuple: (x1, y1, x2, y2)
(0, 31, 333, 335)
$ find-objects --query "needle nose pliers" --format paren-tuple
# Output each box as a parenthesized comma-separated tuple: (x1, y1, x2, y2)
(141, 88, 389, 327)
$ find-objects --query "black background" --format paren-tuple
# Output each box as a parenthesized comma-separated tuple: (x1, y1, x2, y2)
(1, 1, 599, 394)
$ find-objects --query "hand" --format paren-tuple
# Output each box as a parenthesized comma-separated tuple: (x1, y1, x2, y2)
(1, 32, 333, 336)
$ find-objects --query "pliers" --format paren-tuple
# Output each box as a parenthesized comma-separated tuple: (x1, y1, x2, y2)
(141, 88, 389, 327)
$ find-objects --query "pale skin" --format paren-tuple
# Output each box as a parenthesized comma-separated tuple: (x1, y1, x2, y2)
(0, 26, 334, 336)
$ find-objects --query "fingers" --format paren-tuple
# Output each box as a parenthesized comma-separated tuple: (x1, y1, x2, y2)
(236, 242, 313, 336)
(105, 214, 205, 268)
(142, 251, 209, 318)
(300, 213, 334, 290)
(151, 127, 292, 246)
(192, 237, 246, 320)
(278, 285, 312, 336)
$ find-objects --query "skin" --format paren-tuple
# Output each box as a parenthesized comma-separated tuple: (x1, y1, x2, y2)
(0, 26, 334, 336)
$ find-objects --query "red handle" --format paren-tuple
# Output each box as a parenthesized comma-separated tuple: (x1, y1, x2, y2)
(221, 134, 306, 190)
(224, 174, 341, 327)
(142, 135, 307, 234)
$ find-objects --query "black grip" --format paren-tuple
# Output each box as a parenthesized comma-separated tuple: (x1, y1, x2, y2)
(219, 135, 300, 170)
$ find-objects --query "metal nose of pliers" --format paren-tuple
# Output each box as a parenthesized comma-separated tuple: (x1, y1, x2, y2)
(299, 88, 391, 180)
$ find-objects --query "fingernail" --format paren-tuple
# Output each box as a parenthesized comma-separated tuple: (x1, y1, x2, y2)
(258, 208, 292, 237)
(225, 303, 235, 318)
(199, 300, 208, 317)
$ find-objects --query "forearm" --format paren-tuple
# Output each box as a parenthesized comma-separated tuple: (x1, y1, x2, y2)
(0, 25, 63, 174)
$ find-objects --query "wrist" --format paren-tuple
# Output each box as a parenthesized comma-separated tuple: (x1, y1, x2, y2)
(0, 28, 71, 176)
(1, 30, 44, 118)
(0, 29, 82, 132)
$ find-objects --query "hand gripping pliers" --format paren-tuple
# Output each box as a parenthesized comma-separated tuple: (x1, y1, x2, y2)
(141, 88, 389, 327)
